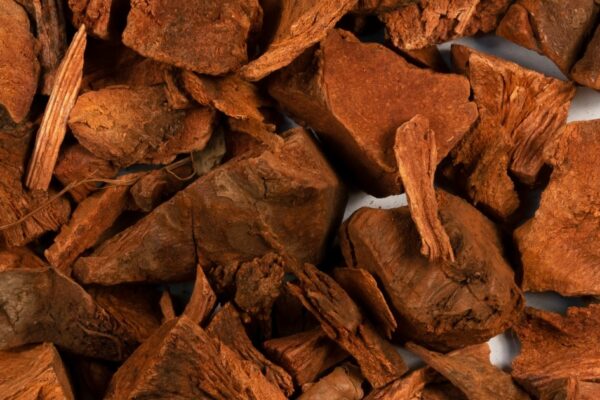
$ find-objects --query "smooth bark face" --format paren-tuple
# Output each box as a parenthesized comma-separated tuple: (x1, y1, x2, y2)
(341, 191, 523, 351)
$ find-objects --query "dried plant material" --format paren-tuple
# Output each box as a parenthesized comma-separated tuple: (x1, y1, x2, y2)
(207, 303, 294, 396)
(105, 316, 286, 400)
(340, 191, 523, 351)
(365, 368, 433, 400)
(333, 267, 397, 339)
(129, 164, 193, 212)
(0, 246, 47, 271)
(0, 266, 137, 361)
(463, 0, 512, 35)
(68, 0, 129, 39)
(264, 328, 348, 386)
(26, 25, 86, 191)
(512, 306, 600, 399)
(0, 343, 75, 399)
(298, 364, 364, 400)
(394, 115, 454, 262)
(450, 46, 575, 219)
(400, 45, 448, 71)
(183, 265, 217, 325)
(70, 357, 114, 399)
(496, 0, 598, 75)
(240, 0, 358, 81)
(287, 261, 407, 388)
(407, 342, 530, 400)
(159, 290, 176, 322)
(572, 26, 600, 90)
(272, 288, 319, 337)
(192, 128, 227, 176)
(54, 144, 118, 202)
(270, 29, 477, 197)
(226, 117, 282, 150)
(514, 120, 600, 295)
(162, 67, 190, 110)
(122, 0, 262, 75)
(69, 85, 215, 166)
(355, 0, 417, 13)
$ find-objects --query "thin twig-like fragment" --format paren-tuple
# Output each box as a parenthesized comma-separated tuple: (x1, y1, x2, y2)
(159, 290, 176, 322)
(183, 265, 217, 325)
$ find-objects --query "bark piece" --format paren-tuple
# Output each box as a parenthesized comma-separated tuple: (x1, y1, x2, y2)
(269, 29, 477, 197)
(463, 0, 513, 35)
(400, 45, 448, 71)
(68, 0, 129, 40)
(288, 261, 407, 388)
(70, 357, 114, 400)
(512, 306, 600, 400)
(122, 0, 262, 75)
(0, 0, 40, 123)
(264, 328, 349, 386)
(514, 120, 600, 295)
(355, 0, 416, 13)
(394, 115, 454, 262)
(0, 343, 74, 399)
(26, 25, 86, 191)
(340, 191, 523, 351)
(183, 265, 217, 325)
(299, 364, 364, 400)
(0, 246, 47, 271)
(159, 290, 176, 322)
(105, 316, 286, 400)
(333, 267, 397, 339)
(497, 0, 598, 75)
(129, 163, 193, 212)
(240, 0, 358, 81)
(272, 287, 319, 337)
(572, 25, 600, 90)
(0, 266, 137, 361)
(69, 85, 215, 167)
(207, 303, 294, 396)
(450, 46, 575, 219)
(54, 144, 119, 202)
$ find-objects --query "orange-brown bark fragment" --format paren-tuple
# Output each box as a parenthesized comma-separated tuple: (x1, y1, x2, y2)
(572, 25, 600, 90)
(128, 162, 194, 212)
(68, 0, 129, 40)
(298, 364, 364, 400)
(183, 265, 217, 325)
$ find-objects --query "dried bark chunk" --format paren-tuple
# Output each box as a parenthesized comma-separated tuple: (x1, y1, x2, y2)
(159, 290, 176, 322)
(298, 364, 364, 400)
(105, 316, 286, 400)
(0, 0, 40, 123)
(269, 29, 477, 197)
(355, 0, 416, 13)
(512, 306, 600, 399)
(264, 328, 349, 386)
(122, 0, 262, 75)
(207, 303, 294, 396)
(394, 115, 454, 262)
(69, 85, 215, 167)
(333, 267, 397, 339)
(515, 120, 600, 295)
(572, 25, 600, 90)
(497, 0, 598, 75)
(0, 343, 74, 399)
(400, 45, 448, 71)
(450, 46, 575, 219)
(129, 163, 193, 212)
(287, 261, 407, 388)
(68, 0, 129, 39)
(340, 191, 523, 351)
(0, 266, 137, 361)
(0, 245, 47, 271)
(240, 0, 358, 81)
(183, 265, 217, 325)
(463, 0, 512, 35)
(54, 144, 119, 202)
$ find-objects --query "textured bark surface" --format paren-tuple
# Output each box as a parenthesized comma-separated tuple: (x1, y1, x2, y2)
(269, 29, 477, 197)
(340, 191, 523, 351)
(572, 25, 600, 90)
(355, 0, 416, 13)
(0, 245, 47, 271)
(515, 120, 600, 295)
(129, 163, 193, 212)
(463, 0, 512, 35)
(183, 264, 217, 325)
(450, 46, 575, 219)
(68, 0, 129, 39)
(0, 343, 74, 399)
(298, 364, 364, 400)
(122, 0, 262, 75)
(105, 316, 286, 400)
(512, 306, 600, 400)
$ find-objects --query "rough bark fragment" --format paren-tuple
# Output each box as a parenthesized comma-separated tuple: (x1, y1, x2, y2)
(240, 0, 358, 81)
(129, 163, 193, 212)
(26, 25, 87, 191)
(272, 288, 320, 337)
(515, 120, 600, 295)
(512, 306, 600, 399)
(572, 25, 600, 90)
(497, 0, 598, 75)
(394, 115, 454, 262)
(355, 0, 417, 13)
(159, 289, 176, 322)
(340, 191, 523, 351)
(0, 0, 40, 123)
(287, 261, 407, 388)
(269, 29, 477, 197)
(463, 0, 512, 35)
(298, 364, 364, 400)
(162, 67, 190, 110)
(264, 328, 349, 386)
(207, 303, 294, 396)
(0, 266, 137, 361)
(0, 343, 75, 399)
(400, 45, 448, 71)
(68, 0, 129, 40)
(333, 267, 397, 339)
(450, 46, 575, 219)
(122, 0, 262, 75)
(0, 245, 47, 271)
(105, 316, 286, 400)
(365, 368, 434, 400)
(183, 264, 217, 325)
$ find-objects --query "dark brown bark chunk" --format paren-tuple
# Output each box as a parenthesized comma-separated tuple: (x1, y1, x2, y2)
(450, 46, 575, 219)
(512, 306, 600, 399)
(572, 25, 600, 90)
(105, 316, 286, 400)
(0, 343, 74, 399)
(298, 364, 364, 400)
(207, 303, 294, 396)
(122, 0, 262, 75)
(497, 0, 598, 75)
(182, 264, 217, 325)
(68, 0, 129, 39)
(515, 120, 600, 295)
(128, 163, 193, 212)
(269, 29, 477, 197)
(340, 191, 523, 351)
